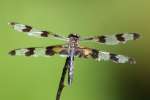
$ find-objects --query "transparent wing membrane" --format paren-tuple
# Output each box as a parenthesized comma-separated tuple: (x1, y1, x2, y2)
(8, 22, 67, 41)
(9, 46, 136, 64)
(9, 45, 69, 57)
(74, 46, 136, 64)
(80, 33, 140, 45)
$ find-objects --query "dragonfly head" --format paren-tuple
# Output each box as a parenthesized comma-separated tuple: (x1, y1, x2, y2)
(68, 33, 80, 38)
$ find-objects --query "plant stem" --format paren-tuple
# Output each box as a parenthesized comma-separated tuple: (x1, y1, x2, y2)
(56, 57, 70, 100)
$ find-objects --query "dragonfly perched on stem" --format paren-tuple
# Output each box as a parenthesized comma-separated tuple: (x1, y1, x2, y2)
(8, 22, 140, 100)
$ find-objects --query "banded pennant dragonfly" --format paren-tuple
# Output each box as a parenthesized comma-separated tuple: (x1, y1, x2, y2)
(8, 22, 140, 86)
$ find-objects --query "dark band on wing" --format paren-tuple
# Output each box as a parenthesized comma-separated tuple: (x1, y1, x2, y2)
(9, 50, 16, 56)
(46, 46, 57, 56)
(116, 33, 125, 41)
(133, 33, 140, 40)
(98, 36, 106, 43)
(9, 22, 15, 26)
(22, 25, 32, 32)
(40, 31, 49, 37)
(110, 53, 119, 62)
(25, 48, 35, 56)
(109, 53, 135, 64)
(91, 49, 99, 59)
(75, 47, 98, 59)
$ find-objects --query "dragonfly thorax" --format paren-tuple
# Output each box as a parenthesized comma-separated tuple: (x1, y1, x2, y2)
(68, 33, 80, 47)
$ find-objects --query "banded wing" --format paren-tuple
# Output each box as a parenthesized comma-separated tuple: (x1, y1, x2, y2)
(8, 45, 136, 64)
(8, 22, 67, 41)
(8, 45, 69, 57)
(75, 46, 136, 64)
(81, 33, 140, 45)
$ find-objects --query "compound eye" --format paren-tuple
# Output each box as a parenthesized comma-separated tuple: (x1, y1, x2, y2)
(68, 33, 80, 38)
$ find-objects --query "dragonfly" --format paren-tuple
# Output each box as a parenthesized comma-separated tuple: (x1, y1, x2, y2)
(8, 22, 140, 86)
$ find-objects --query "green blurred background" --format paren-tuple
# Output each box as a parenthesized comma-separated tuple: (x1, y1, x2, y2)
(0, 0, 149, 100)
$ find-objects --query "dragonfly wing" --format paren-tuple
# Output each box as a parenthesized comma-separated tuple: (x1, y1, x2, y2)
(75, 46, 136, 64)
(9, 44, 136, 64)
(9, 45, 69, 57)
(81, 33, 140, 45)
(8, 22, 67, 41)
